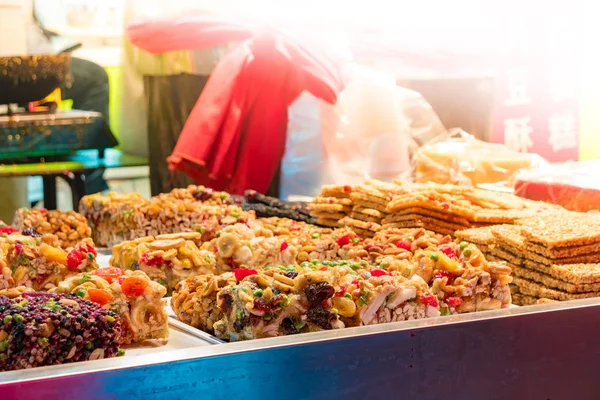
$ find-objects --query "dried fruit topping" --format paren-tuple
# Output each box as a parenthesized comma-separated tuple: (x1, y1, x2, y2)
(139, 253, 169, 267)
(445, 296, 463, 309)
(93, 267, 125, 284)
(87, 288, 112, 306)
(120, 276, 148, 297)
(336, 235, 351, 247)
(433, 270, 455, 283)
(343, 185, 352, 192)
(439, 245, 458, 259)
(21, 227, 42, 237)
(219, 293, 233, 313)
(335, 286, 347, 297)
(193, 187, 214, 201)
(234, 268, 258, 281)
(253, 297, 273, 312)
(280, 241, 289, 251)
(396, 240, 412, 251)
(0, 225, 17, 235)
(284, 271, 298, 279)
(281, 318, 298, 335)
(441, 202, 450, 210)
(419, 293, 439, 308)
(351, 279, 361, 288)
(14, 242, 23, 256)
(370, 269, 392, 277)
(307, 306, 336, 329)
(304, 282, 335, 305)
(66, 249, 85, 271)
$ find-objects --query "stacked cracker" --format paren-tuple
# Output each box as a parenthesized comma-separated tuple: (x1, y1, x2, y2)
(341, 181, 402, 238)
(385, 184, 547, 236)
(307, 185, 353, 228)
(486, 212, 600, 305)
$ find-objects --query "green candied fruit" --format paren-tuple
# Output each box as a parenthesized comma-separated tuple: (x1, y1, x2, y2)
(117, 349, 126, 357)
(263, 314, 272, 321)
(220, 192, 228, 199)
(463, 248, 473, 257)
(13, 314, 23, 324)
(343, 293, 352, 299)
(430, 253, 440, 262)
(253, 289, 264, 297)
(310, 259, 320, 265)
(380, 261, 390, 269)
(3, 315, 12, 324)
(216, 231, 222, 237)
(459, 241, 468, 250)
(230, 211, 240, 218)
(359, 260, 368, 267)
(407, 236, 414, 242)
(76, 288, 87, 298)
(352, 238, 360, 245)
(311, 233, 321, 239)
(300, 262, 310, 268)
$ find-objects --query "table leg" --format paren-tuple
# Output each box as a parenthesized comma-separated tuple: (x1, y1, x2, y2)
(57, 173, 86, 211)
(42, 176, 57, 210)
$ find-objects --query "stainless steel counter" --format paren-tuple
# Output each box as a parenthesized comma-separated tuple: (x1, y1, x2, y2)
(2, 298, 600, 399)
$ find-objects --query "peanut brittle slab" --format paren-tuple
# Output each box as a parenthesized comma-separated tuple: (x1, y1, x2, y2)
(512, 276, 600, 301)
(518, 212, 600, 248)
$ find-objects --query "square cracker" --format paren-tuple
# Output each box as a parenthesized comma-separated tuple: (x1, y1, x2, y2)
(382, 220, 455, 236)
(350, 213, 382, 224)
(523, 260, 600, 285)
(455, 226, 496, 245)
(492, 223, 600, 259)
(511, 264, 600, 293)
(353, 206, 384, 218)
(512, 277, 600, 301)
(312, 196, 353, 206)
(317, 185, 353, 198)
(518, 211, 600, 248)
(341, 217, 382, 232)
(388, 207, 471, 226)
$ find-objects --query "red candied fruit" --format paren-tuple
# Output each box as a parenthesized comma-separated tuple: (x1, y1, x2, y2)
(0, 226, 17, 235)
(14, 242, 24, 256)
(280, 241, 289, 251)
(419, 293, 439, 308)
(396, 240, 412, 251)
(234, 268, 258, 281)
(441, 203, 450, 210)
(93, 267, 125, 284)
(351, 279, 361, 288)
(370, 269, 391, 277)
(319, 266, 328, 271)
(140, 252, 168, 267)
(445, 296, 463, 308)
(343, 185, 352, 192)
(336, 235, 351, 247)
(439, 245, 458, 259)
(335, 286, 347, 297)
(253, 297, 273, 312)
(66, 249, 85, 271)
(433, 270, 455, 283)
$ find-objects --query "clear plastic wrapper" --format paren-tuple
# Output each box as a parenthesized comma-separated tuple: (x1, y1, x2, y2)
(514, 160, 600, 212)
(282, 63, 446, 198)
(413, 129, 548, 190)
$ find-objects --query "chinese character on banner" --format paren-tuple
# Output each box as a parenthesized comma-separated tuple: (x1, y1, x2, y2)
(504, 116, 533, 153)
(548, 111, 578, 152)
(504, 68, 532, 106)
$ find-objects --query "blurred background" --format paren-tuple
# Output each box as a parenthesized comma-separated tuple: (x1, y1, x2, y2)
(0, 0, 598, 215)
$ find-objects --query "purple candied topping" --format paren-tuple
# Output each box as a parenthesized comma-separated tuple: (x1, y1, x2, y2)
(0, 292, 122, 371)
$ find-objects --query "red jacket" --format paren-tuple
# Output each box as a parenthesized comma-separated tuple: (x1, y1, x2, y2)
(128, 16, 346, 194)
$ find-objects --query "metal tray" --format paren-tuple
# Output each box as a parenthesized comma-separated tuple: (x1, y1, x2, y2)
(3, 298, 600, 399)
